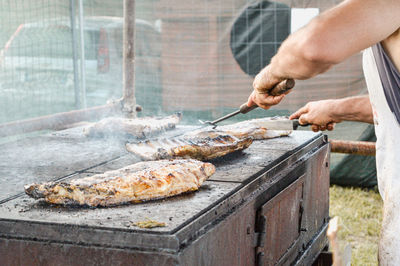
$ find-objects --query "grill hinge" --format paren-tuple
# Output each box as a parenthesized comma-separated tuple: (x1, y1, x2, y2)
(254, 214, 266, 247)
(254, 214, 267, 266)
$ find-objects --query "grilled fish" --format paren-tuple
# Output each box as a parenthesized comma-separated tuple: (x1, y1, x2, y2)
(191, 117, 292, 140)
(126, 117, 291, 161)
(126, 133, 253, 161)
(84, 113, 182, 138)
(24, 159, 215, 207)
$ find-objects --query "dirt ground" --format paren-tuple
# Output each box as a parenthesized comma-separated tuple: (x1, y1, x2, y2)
(329, 185, 383, 266)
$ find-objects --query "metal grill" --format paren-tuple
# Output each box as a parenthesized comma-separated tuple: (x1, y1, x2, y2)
(0, 126, 330, 265)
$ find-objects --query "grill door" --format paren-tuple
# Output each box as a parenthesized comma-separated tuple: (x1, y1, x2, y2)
(255, 175, 305, 266)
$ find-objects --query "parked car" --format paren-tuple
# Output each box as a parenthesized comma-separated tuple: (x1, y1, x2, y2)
(0, 16, 162, 115)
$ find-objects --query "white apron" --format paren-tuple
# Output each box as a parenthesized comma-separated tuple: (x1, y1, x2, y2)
(363, 47, 400, 265)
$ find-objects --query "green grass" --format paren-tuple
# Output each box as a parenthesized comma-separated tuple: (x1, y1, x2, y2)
(329, 185, 383, 266)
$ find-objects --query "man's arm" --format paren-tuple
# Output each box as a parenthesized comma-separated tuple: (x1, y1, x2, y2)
(289, 95, 373, 132)
(248, 0, 400, 108)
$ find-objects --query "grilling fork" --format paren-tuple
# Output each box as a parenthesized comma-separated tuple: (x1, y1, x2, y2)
(200, 79, 295, 127)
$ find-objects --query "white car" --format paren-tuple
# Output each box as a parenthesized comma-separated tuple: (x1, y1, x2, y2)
(0, 16, 161, 109)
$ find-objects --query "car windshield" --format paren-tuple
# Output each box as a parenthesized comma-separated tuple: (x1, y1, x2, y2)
(6, 25, 99, 60)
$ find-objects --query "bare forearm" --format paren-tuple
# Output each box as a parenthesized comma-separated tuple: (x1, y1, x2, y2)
(267, 25, 334, 80)
(267, 0, 400, 81)
(331, 95, 373, 124)
(249, 0, 400, 110)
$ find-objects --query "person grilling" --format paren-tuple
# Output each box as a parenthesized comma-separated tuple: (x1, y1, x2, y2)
(245, 0, 400, 264)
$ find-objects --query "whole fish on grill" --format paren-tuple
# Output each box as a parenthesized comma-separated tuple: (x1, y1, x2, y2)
(24, 159, 215, 207)
(126, 117, 291, 161)
(200, 117, 293, 140)
(84, 113, 182, 138)
(126, 133, 253, 161)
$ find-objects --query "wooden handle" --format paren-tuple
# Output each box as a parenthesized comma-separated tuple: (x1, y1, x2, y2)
(292, 119, 311, 129)
(330, 140, 376, 156)
(239, 103, 258, 114)
(269, 79, 295, 96)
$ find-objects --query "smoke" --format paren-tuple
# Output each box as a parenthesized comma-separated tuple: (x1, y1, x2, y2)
(0, 124, 126, 202)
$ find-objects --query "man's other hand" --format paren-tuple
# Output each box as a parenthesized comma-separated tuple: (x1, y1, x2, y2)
(289, 100, 340, 132)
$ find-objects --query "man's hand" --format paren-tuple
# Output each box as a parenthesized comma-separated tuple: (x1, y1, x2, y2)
(289, 96, 374, 132)
(289, 100, 339, 132)
(247, 90, 286, 110)
(246, 66, 290, 109)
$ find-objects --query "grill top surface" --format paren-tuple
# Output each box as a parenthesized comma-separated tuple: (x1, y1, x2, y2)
(0, 125, 316, 202)
(0, 125, 321, 248)
(1, 180, 239, 233)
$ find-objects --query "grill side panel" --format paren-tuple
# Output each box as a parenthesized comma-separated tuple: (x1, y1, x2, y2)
(0, 238, 179, 266)
(178, 138, 330, 266)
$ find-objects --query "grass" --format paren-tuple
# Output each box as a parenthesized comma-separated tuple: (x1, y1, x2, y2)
(329, 185, 383, 266)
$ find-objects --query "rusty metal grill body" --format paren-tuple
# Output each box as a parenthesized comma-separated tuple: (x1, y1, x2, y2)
(0, 126, 330, 265)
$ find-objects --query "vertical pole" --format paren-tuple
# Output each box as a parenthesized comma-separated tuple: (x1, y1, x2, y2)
(69, 0, 81, 109)
(122, 0, 136, 118)
(78, 0, 87, 108)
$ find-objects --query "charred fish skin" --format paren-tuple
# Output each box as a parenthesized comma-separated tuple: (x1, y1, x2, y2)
(24, 159, 215, 207)
(84, 113, 182, 138)
(126, 134, 253, 161)
(170, 135, 253, 160)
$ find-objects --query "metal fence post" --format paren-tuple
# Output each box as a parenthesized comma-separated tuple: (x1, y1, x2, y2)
(122, 0, 136, 118)
(78, 0, 87, 108)
(69, 0, 81, 109)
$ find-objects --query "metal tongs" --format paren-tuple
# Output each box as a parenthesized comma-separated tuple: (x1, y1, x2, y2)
(199, 79, 295, 128)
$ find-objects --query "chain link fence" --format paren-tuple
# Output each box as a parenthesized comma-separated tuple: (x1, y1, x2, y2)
(0, 0, 163, 124)
(0, 0, 367, 122)
(0, 0, 375, 185)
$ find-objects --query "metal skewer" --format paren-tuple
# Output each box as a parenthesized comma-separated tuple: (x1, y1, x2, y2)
(199, 79, 295, 127)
